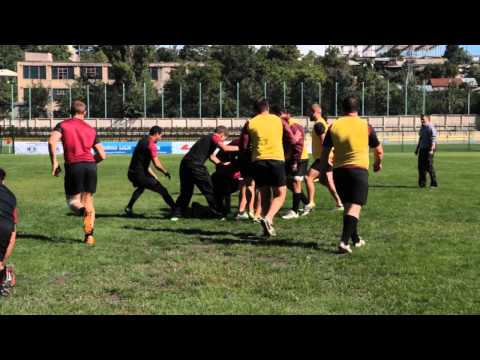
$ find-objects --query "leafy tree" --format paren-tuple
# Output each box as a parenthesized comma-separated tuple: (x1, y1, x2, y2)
(179, 45, 211, 62)
(444, 45, 472, 65)
(156, 46, 179, 62)
(266, 45, 301, 62)
(20, 45, 71, 62)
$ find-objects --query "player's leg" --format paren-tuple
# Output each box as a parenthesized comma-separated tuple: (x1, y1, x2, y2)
(81, 163, 98, 245)
(192, 165, 223, 216)
(324, 170, 344, 210)
(0, 222, 14, 296)
(247, 179, 256, 218)
(173, 161, 195, 218)
(149, 181, 175, 210)
(303, 162, 321, 215)
(66, 194, 85, 216)
(237, 178, 250, 219)
(428, 152, 438, 187)
(418, 149, 427, 188)
(125, 187, 145, 215)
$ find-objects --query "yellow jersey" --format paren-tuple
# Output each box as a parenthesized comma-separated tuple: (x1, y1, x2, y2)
(248, 113, 285, 162)
(311, 117, 329, 159)
(288, 118, 309, 161)
(326, 115, 371, 170)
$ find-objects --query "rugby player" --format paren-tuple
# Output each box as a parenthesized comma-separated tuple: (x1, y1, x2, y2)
(273, 108, 309, 220)
(240, 99, 298, 237)
(237, 117, 257, 220)
(303, 104, 343, 216)
(48, 100, 107, 245)
(171, 126, 239, 220)
(125, 126, 174, 216)
(0, 169, 17, 297)
(318, 97, 384, 254)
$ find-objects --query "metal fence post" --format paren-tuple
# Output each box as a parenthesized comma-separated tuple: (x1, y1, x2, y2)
(28, 87, 32, 123)
(335, 81, 338, 117)
(104, 83, 107, 119)
(143, 82, 147, 118)
(50, 87, 54, 122)
(283, 81, 286, 109)
(10, 83, 14, 128)
(69, 85, 72, 109)
(362, 82, 365, 116)
(467, 88, 471, 115)
(179, 84, 183, 118)
(219, 81, 223, 118)
(161, 88, 165, 119)
(319, 82, 322, 106)
(404, 77, 408, 116)
(236, 82, 240, 118)
(86, 85, 90, 118)
(301, 82, 304, 117)
(122, 83, 126, 106)
(264, 81, 267, 100)
(422, 80, 426, 114)
(387, 79, 390, 116)
(199, 82, 202, 118)
(401, 127, 404, 152)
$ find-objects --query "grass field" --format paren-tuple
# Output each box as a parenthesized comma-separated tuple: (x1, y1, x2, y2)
(0, 147, 479, 314)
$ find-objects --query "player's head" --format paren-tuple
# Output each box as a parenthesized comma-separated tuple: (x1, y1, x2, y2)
(254, 98, 269, 114)
(420, 114, 430, 125)
(342, 96, 358, 115)
(270, 105, 282, 117)
(0, 168, 5, 184)
(215, 126, 229, 141)
(310, 103, 322, 121)
(149, 126, 163, 142)
(71, 100, 87, 118)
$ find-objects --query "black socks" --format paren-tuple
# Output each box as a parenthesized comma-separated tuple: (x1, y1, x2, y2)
(341, 215, 359, 245)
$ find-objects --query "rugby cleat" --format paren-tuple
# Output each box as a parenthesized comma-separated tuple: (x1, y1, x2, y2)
(354, 239, 366, 248)
(235, 212, 250, 221)
(260, 218, 277, 237)
(338, 242, 353, 254)
(84, 234, 96, 246)
(282, 210, 300, 220)
(4, 266, 16, 288)
(301, 203, 316, 217)
(331, 205, 344, 212)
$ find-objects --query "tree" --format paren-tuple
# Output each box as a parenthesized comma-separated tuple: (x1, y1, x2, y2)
(156, 46, 179, 62)
(179, 45, 211, 62)
(444, 45, 472, 65)
(20, 45, 71, 62)
(266, 45, 301, 62)
(0, 45, 24, 70)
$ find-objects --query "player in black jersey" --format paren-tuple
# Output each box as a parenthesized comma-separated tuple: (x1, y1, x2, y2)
(171, 126, 239, 221)
(125, 126, 175, 216)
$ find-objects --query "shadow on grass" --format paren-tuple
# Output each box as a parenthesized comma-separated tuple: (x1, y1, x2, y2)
(369, 185, 418, 189)
(95, 213, 166, 220)
(123, 226, 336, 252)
(18, 233, 80, 244)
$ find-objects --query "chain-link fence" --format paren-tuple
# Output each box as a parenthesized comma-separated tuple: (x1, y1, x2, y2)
(1, 78, 479, 122)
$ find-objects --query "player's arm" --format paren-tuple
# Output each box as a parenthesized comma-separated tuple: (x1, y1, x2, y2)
(48, 129, 62, 177)
(209, 153, 222, 165)
(148, 167, 159, 180)
(152, 157, 171, 179)
(369, 126, 383, 172)
(1, 209, 18, 268)
(93, 142, 107, 163)
(318, 128, 334, 184)
(430, 127, 437, 154)
(239, 121, 251, 153)
(217, 142, 239, 153)
(291, 124, 305, 170)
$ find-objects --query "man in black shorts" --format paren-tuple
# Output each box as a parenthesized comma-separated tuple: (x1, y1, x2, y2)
(240, 99, 297, 237)
(171, 126, 239, 221)
(49, 100, 107, 245)
(125, 126, 174, 216)
(0, 169, 18, 297)
(318, 97, 384, 254)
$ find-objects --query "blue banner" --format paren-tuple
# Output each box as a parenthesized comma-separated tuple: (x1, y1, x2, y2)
(102, 141, 173, 155)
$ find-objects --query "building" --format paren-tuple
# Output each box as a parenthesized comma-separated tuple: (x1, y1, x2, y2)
(331, 45, 442, 58)
(16, 52, 191, 103)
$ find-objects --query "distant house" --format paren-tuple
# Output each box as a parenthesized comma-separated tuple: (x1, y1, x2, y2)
(429, 78, 464, 90)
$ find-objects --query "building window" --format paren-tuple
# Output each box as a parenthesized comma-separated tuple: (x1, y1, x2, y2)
(108, 67, 115, 80)
(81, 66, 102, 80)
(23, 65, 46, 79)
(52, 66, 74, 80)
(52, 89, 68, 101)
(150, 67, 159, 80)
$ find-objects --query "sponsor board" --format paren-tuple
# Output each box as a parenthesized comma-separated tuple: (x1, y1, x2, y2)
(172, 141, 195, 155)
(15, 142, 64, 155)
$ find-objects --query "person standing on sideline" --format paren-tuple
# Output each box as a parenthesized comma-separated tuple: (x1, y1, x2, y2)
(240, 99, 298, 237)
(415, 114, 438, 188)
(125, 126, 175, 216)
(318, 97, 384, 254)
(48, 100, 107, 245)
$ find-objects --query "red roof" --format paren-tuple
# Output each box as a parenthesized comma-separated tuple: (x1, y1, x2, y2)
(430, 78, 463, 88)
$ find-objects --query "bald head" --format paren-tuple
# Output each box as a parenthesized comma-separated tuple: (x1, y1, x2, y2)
(310, 104, 322, 121)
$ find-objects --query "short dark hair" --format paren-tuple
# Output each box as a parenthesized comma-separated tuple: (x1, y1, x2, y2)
(254, 98, 269, 114)
(149, 126, 163, 136)
(0, 168, 5, 182)
(420, 114, 426, 120)
(215, 126, 229, 137)
(342, 96, 358, 114)
(71, 100, 87, 117)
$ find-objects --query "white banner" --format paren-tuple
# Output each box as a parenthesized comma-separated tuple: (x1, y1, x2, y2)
(172, 141, 196, 155)
(15, 142, 63, 155)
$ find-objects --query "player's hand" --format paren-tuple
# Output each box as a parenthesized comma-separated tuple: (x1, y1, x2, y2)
(429, 150, 434, 155)
(414, 150, 418, 156)
(222, 162, 231, 166)
(52, 163, 61, 177)
(165, 172, 172, 180)
(374, 162, 382, 173)
(291, 162, 298, 172)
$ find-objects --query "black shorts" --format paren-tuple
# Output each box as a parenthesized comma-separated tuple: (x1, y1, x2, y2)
(238, 155, 254, 179)
(252, 160, 287, 188)
(333, 168, 369, 206)
(0, 221, 13, 261)
(128, 171, 159, 190)
(212, 171, 240, 195)
(65, 162, 98, 196)
(310, 159, 333, 173)
(286, 159, 309, 179)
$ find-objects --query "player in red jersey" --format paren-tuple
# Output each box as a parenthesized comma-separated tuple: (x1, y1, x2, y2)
(48, 100, 106, 245)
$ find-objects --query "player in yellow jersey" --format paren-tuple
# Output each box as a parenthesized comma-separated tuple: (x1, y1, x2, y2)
(318, 97, 384, 254)
(303, 104, 343, 216)
(239, 99, 297, 237)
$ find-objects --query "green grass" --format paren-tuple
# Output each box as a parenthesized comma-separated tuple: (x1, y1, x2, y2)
(0, 147, 479, 314)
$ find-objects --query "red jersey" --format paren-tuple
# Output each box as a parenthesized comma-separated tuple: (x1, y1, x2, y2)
(54, 118, 99, 164)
